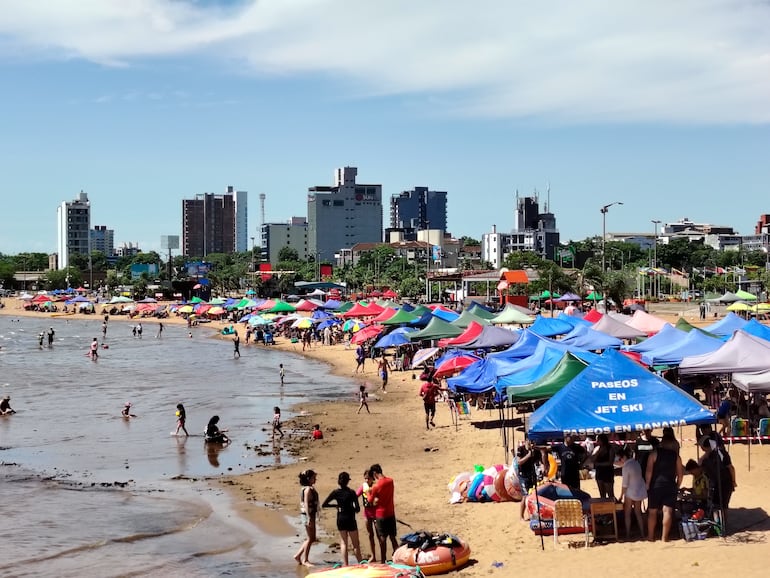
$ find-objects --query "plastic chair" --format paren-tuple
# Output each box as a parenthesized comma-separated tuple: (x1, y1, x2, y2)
(757, 418, 770, 444)
(552, 499, 589, 548)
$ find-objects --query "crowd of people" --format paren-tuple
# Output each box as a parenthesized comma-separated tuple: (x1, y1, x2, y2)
(515, 424, 736, 542)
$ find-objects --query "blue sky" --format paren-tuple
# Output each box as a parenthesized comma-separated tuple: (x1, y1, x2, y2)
(1, 0, 769, 256)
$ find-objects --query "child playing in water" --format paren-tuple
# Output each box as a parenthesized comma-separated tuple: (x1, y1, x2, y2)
(273, 406, 284, 438)
(175, 403, 189, 436)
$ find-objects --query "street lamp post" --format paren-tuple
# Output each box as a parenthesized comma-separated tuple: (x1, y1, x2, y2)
(600, 202, 623, 272)
(600, 202, 623, 313)
(425, 221, 431, 303)
(651, 220, 661, 299)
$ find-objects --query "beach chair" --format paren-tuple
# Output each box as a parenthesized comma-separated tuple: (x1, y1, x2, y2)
(552, 499, 589, 548)
(725, 417, 750, 446)
(757, 418, 770, 444)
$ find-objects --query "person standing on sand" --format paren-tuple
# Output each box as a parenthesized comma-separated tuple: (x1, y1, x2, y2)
(357, 470, 378, 562)
(377, 356, 391, 392)
(354, 344, 366, 374)
(357, 385, 370, 414)
(646, 427, 683, 542)
(369, 464, 398, 563)
(419, 378, 441, 429)
(322, 471, 362, 567)
(294, 469, 319, 567)
(175, 403, 189, 436)
(233, 331, 241, 358)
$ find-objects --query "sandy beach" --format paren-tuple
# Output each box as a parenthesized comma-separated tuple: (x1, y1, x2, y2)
(3, 299, 769, 576)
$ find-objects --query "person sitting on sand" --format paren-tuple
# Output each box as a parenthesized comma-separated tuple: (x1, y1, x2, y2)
(0, 395, 15, 415)
(204, 415, 230, 444)
(312, 424, 323, 440)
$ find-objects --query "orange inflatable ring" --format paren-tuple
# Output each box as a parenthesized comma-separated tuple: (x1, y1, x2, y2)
(494, 468, 513, 501)
(547, 454, 558, 480)
(393, 537, 471, 576)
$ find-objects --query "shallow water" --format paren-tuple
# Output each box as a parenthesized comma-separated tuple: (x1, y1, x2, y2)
(0, 315, 354, 577)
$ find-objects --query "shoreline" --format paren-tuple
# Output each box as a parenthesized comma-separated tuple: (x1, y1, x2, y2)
(4, 300, 770, 576)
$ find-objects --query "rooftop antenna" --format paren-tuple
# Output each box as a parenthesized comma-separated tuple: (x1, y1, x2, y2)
(546, 180, 551, 213)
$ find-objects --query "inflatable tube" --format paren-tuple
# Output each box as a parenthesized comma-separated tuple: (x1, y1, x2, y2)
(448, 472, 472, 504)
(477, 474, 494, 502)
(503, 467, 522, 502)
(312, 562, 424, 577)
(546, 454, 558, 480)
(393, 538, 471, 576)
(466, 472, 485, 503)
(525, 481, 592, 521)
(493, 468, 513, 502)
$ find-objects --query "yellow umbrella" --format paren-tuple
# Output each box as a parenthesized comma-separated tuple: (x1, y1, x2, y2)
(752, 302, 770, 312)
(179, 305, 194, 314)
(726, 302, 750, 312)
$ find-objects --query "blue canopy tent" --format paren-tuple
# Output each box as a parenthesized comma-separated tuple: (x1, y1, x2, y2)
(431, 308, 461, 323)
(741, 318, 770, 342)
(374, 326, 417, 348)
(528, 349, 716, 442)
(558, 324, 622, 350)
(529, 315, 575, 338)
(322, 299, 342, 310)
(640, 329, 724, 366)
(625, 323, 687, 353)
(557, 312, 593, 328)
(702, 312, 748, 337)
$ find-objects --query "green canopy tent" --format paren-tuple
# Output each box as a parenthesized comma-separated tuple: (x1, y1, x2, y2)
(267, 300, 297, 313)
(491, 304, 535, 325)
(337, 301, 355, 313)
(409, 317, 464, 341)
(735, 289, 758, 301)
(507, 352, 590, 404)
(585, 291, 603, 302)
(380, 308, 420, 325)
(450, 309, 491, 329)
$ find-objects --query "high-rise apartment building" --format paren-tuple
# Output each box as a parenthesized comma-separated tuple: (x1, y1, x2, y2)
(390, 187, 447, 233)
(307, 167, 383, 262)
(261, 217, 308, 264)
(182, 186, 247, 257)
(56, 191, 91, 270)
(90, 225, 115, 257)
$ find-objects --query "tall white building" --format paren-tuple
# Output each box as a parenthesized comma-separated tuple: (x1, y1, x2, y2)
(57, 191, 91, 270)
(229, 186, 249, 253)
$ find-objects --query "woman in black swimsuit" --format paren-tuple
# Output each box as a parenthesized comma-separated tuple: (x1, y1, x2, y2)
(322, 471, 362, 566)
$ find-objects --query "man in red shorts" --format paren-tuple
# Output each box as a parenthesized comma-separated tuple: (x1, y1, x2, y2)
(368, 463, 398, 562)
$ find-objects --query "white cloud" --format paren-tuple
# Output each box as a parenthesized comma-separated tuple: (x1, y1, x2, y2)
(0, 0, 769, 123)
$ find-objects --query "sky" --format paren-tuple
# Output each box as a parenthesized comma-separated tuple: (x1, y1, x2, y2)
(0, 0, 769, 256)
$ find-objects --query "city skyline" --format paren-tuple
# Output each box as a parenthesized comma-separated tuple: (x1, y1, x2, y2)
(1, 1, 768, 256)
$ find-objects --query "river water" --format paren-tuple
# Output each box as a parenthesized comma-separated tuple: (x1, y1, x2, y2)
(0, 315, 352, 577)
